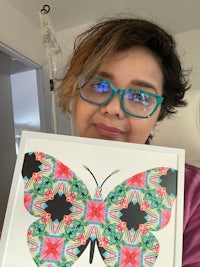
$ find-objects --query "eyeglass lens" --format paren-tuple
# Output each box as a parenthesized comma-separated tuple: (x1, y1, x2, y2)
(80, 78, 159, 117)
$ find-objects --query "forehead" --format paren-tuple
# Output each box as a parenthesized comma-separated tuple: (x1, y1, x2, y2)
(97, 47, 163, 93)
(101, 47, 162, 69)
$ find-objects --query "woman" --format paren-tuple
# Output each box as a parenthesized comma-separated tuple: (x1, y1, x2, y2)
(58, 17, 200, 266)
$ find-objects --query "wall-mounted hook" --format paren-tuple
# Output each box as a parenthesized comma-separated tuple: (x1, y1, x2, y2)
(41, 4, 50, 14)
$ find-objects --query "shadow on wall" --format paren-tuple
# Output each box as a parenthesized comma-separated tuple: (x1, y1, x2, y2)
(152, 89, 200, 167)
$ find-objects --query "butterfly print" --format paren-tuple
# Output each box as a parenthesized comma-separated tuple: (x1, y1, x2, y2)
(22, 152, 177, 267)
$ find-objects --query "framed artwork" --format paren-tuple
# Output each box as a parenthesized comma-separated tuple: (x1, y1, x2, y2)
(0, 131, 185, 267)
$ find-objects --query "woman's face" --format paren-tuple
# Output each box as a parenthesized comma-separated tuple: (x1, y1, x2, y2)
(75, 47, 163, 144)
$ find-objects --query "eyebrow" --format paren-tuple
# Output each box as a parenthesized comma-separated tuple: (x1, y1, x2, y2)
(97, 71, 113, 80)
(130, 80, 158, 93)
(97, 71, 158, 93)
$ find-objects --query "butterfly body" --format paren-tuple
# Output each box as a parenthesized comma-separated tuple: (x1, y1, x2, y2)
(22, 152, 177, 267)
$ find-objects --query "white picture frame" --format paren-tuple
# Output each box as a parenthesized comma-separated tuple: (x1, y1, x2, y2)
(0, 131, 185, 267)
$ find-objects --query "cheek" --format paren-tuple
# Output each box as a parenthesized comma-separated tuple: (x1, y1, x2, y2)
(127, 113, 159, 143)
(129, 112, 158, 131)
(75, 98, 98, 133)
(129, 118, 154, 133)
(75, 98, 94, 120)
(75, 98, 87, 130)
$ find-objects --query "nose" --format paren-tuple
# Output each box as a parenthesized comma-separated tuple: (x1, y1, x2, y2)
(100, 94, 125, 119)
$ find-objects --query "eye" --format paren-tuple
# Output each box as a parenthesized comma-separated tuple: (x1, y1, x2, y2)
(125, 92, 153, 106)
(94, 82, 110, 93)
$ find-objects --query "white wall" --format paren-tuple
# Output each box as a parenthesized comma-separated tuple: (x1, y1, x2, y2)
(0, 0, 46, 66)
(56, 22, 92, 72)
(176, 28, 200, 91)
(153, 29, 200, 165)
(11, 70, 40, 132)
(51, 23, 92, 135)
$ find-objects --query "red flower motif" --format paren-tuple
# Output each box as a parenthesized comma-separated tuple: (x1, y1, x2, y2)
(99, 236, 110, 247)
(156, 187, 166, 197)
(44, 189, 54, 200)
(158, 167, 168, 175)
(63, 215, 74, 226)
(35, 152, 45, 161)
(76, 233, 86, 245)
(116, 221, 127, 233)
(41, 213, 51, 224)
(32, 172, 42, 183)
(66, 191, 76, 201)
(139, 224, 149, 235)
(140, 200, 151, 211)
(153, 243, 160, 252)
(27, 229, 32, 237)
(119, 198, 128, 208)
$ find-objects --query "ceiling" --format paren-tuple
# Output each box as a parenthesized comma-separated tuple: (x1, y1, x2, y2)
(6, 0, 200, 34)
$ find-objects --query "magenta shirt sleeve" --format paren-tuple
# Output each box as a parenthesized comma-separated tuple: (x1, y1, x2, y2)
(183, 163, 200, 267)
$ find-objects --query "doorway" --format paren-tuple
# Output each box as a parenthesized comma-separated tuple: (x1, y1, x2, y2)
(0, 44, 42, 230)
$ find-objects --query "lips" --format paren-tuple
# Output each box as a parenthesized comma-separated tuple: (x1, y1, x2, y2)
(94, 123, 123, 138)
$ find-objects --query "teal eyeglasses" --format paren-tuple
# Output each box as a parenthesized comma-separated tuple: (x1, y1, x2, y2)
(79, 77, 164, 118)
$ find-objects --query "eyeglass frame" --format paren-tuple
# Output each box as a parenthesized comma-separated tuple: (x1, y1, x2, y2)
(79, 77, 164, 118)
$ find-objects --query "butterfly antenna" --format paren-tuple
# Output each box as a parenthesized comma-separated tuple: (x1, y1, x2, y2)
(83, 165, 98, 187)
(100, 169, 120, 187)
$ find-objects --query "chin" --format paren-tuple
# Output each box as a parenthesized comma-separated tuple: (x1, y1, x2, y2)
(85, 133, 122, 142)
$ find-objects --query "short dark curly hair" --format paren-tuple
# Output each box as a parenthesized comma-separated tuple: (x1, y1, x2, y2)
(58, 17, 190, 122)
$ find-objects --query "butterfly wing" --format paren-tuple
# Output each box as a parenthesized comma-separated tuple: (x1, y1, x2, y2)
(22, 152, 92, 267)
(97, 167, 177, 267)
(22, 153, 177, 267)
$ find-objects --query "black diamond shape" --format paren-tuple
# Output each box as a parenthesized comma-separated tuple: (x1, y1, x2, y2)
(22, 153, 41, 179)
(160, 169, 177, 196)
(120, 202, 147, 231)
(45, 193, 73, 222)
